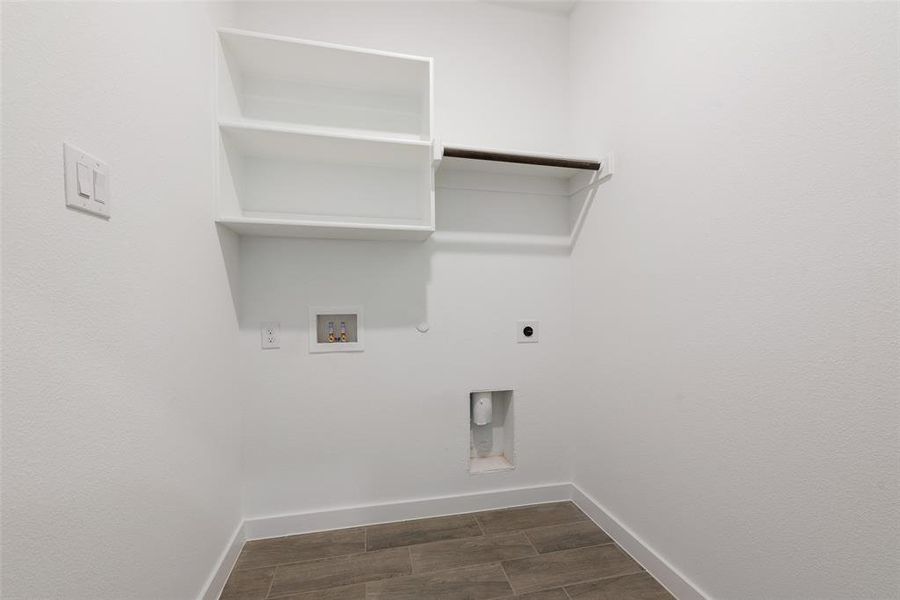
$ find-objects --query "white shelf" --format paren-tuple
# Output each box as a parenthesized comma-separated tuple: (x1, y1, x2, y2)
(219, 120, 431, 167)
(218, 28, 432, 140)
(216, 216, 433, 241)
(435, 144, 613, 247)
(217, 121, 434, 239)
(215, 29, 436, 241)
(213, 29, 613, 244)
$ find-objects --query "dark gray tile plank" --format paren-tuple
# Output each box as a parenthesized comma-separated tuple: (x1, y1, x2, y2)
(502, 544, 642, 594)
(476, 502, 588, 534)
(236, 528, 365, 570)
(366, 514, 482, 551)
(566, 572, 674, 599)
(495, 589, 570, 600)
(410, 531, 536, 573)
(365, 563, 513, 600)
(219, 566, 273, 600)
(524, 520, 612, 554)
(271, 583, 366, 600)
(269, 547, 410, 597)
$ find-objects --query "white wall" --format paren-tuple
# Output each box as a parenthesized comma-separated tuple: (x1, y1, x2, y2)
(234, 1, 577, 518)
(4, 3, 898, 599)
(568, 3, 900, 599)
(1, 3, 243, 599)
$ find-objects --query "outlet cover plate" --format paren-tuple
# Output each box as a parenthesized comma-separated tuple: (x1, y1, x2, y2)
(517, 320, 539, 343)
(261, 322, 280, 349)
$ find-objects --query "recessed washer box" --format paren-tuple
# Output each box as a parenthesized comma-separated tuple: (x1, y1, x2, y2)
(309, 306, 364, 353)
(469, 388, 515, 475)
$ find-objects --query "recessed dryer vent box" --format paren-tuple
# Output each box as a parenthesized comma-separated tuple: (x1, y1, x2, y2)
(309, 306, 364, 353)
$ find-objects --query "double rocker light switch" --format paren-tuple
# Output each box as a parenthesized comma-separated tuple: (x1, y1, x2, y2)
(76, 161, 93, 198)
(64, 142, 110, 218)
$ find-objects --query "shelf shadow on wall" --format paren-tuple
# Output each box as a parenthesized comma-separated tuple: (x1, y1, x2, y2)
(236, 235, 431, 331)
(221, 178, 604, 331)
(433, 186, 571, 255)
(216, 223, 243, 320)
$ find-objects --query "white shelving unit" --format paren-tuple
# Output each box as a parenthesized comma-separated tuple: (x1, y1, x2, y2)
(213, 28, 613, 244)
(215, 28, 435, 241)
(435, 144, 613, 247)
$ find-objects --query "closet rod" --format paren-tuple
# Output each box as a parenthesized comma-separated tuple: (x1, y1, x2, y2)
(442, 147, 602, 171)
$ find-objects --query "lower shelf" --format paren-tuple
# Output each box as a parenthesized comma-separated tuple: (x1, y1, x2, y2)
(216, 216, 434, 241)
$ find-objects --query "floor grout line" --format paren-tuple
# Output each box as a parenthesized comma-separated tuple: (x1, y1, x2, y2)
(263, 564, 277, 600)
(243, 547, 368, 573)
(497, 560, 516, 596)
(474, 514, 487, 536)
(533, 568, 646, 597)
(521, 529, 540, 556)
(502, 542, 621, 565)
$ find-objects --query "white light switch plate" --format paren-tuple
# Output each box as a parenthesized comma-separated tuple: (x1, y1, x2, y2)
(64, 142, 110, 218)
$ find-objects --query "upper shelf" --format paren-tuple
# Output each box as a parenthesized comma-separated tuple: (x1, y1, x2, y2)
(218, 28, 433, 141)
(215, 29, 436, 242)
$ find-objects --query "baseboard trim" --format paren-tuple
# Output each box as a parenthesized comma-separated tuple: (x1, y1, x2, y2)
(243, 482, 573, 540)
(201, 482, 709, 600)
(199, 520, 245, 600)
(570, 483, 710, 600)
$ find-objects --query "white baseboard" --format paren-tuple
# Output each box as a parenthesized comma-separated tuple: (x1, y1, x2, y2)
(200, 521, 245, 600)
(200, 482, 709, 600)
(570, 483, 710, 600)
(243, 482, 573, 540)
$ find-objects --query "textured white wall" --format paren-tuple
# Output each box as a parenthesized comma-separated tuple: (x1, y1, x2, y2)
(568, 3, 900, 599)
(234, 1, 577, 518)
(1, 3, 243, 599)
(4, 3, 898, 599)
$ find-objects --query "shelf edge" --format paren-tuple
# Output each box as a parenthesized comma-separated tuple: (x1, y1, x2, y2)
(442, 146, 601, 171)
(217, 27, 433, 65)
(218, 119, 433, 149)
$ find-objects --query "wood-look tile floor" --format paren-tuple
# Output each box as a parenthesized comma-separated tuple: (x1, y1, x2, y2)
(220, 502, 674, 600)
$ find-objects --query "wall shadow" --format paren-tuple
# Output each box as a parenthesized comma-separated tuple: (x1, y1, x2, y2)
(236, 236, 432, 332)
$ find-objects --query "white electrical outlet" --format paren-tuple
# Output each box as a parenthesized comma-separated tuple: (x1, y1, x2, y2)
(261, 322, 280, 349)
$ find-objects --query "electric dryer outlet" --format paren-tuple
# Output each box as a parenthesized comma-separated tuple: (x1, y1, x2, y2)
(517, 320, 539, 343)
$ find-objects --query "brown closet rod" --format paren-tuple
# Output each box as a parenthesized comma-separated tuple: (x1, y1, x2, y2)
(442, 147, 602, 171)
